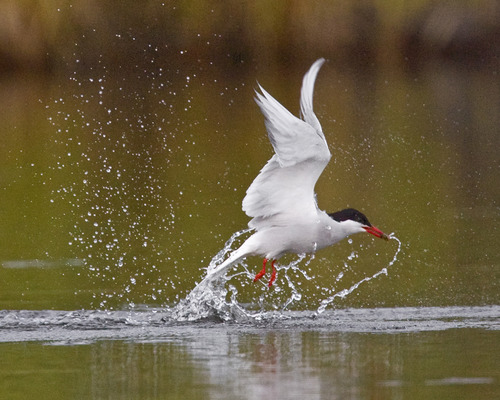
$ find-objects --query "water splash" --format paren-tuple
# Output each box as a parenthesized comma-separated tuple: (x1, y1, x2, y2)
(315, 234, 402, 315)
(171, 229, 317, 322)
(279, 254, 315, 310)
(171, 229, 252, 321)
(172, 231, 402, 322)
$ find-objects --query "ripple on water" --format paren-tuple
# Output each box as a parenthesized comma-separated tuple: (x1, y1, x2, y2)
(0, 306, 498, 344)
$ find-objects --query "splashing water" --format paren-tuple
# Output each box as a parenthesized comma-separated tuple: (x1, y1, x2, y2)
(171, 228, 315, 321)
(171, 229, 252, 321)
(172, 232, 402, 321)
(316, 234, 402, 315)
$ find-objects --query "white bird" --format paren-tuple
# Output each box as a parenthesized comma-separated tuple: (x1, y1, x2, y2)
(207, 58, 388, 287)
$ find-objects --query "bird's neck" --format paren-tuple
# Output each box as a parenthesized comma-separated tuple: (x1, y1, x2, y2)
(320, 210, 364, 244)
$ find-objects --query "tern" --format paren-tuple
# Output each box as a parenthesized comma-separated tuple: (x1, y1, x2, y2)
(207, 58, 388, 287)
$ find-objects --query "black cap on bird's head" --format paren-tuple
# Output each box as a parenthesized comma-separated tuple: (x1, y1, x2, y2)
(329, 208, 389, 240)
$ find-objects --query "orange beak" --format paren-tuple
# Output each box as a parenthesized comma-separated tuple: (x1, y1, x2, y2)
(363, 226, 389, 241)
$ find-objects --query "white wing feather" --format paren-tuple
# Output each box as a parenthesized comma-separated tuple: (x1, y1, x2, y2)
(242, 58, 330, 229)
(300, 58, 326, 135)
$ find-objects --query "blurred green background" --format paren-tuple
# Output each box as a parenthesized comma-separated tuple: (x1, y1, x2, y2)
(0, 0, 499, 310)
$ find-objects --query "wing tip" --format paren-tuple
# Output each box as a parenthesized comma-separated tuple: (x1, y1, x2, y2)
(254, 82, 270, 106)
(312, 58, 326, 69)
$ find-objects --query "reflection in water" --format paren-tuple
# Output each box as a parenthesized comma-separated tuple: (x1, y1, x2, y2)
(1, 308, 497, 398)
(79, 323, 497, 400)
(89, 341, 209, 400)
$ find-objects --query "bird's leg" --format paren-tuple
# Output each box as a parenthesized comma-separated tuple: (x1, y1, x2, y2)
(268, 260, 277, 287)
(253, 258, 268, 282)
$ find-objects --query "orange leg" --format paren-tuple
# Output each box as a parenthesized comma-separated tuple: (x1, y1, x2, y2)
(254, 258, 278, 287)
(268, 260, 277, 287)
(253, 258, 268, 282)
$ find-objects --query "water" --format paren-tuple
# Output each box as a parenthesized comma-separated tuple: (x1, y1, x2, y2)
(1, 16, 499, 399)
(1, 306, 498, 342)
(1, 307, 498, 399)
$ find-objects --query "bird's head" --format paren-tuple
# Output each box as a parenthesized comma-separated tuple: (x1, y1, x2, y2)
(328, 208, 389, 240)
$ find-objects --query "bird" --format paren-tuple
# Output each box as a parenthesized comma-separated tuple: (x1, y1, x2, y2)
(206, 58, 388, 287)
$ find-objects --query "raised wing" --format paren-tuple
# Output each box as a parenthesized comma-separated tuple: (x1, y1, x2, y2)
(300, 58, 326, 135)
(242, 59, 330, 229)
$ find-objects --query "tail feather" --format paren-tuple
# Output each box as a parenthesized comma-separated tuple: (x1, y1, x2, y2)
(197, 232, 257, 289)
(205, 247, 246, 281)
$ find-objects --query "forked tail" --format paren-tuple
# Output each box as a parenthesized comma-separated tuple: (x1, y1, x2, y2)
(204, 247, 246, 282)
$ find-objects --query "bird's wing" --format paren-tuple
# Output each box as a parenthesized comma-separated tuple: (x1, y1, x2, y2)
(242, 58, 331, 229)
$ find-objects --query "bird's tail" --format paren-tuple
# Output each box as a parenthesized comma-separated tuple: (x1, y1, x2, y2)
(172, 245, 251, 321)
(192, 231, 256, 291)
(205, 247, 246, 281)
(189, 251, 244, 293)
